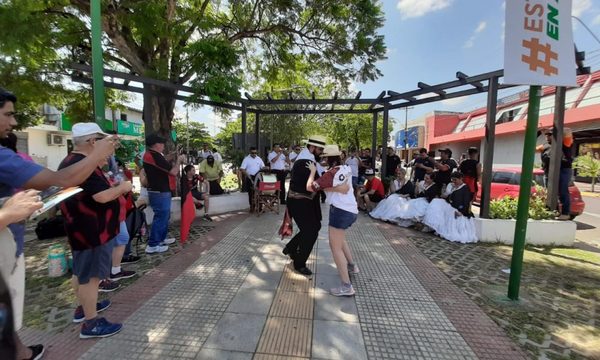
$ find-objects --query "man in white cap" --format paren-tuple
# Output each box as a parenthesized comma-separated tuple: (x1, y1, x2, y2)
(58, 122, 133, 339)
(0, 88, 117, 359)
(283, 135, 326, 276)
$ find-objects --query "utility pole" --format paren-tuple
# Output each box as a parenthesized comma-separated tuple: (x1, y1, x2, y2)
(404, 107, 414, 164)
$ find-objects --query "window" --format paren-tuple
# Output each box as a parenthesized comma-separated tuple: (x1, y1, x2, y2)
(496, 107, 522, 124)
(492, 171, 513, 184)
(510, 173, 544, 186)
(120, 113, 128, 121)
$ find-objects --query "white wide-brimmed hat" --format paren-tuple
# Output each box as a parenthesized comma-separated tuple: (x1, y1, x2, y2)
(304, 135, 327, 148)
(322, 144, 342, 157)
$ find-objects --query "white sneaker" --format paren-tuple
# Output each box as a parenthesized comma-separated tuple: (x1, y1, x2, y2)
(161, 238, 176, 245)
(330, 284, 355, 297)
(145, 245, 169, 254)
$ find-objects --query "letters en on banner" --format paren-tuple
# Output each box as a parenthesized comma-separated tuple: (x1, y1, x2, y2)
(504, 0, 576, 86)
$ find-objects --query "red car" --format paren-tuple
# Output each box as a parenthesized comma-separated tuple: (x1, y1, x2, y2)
(474, 167, 585, 219)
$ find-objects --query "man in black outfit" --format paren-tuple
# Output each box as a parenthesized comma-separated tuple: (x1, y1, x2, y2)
(282, 135, 326, 276)
(433, 148, 458, 187)
(384, 147, 401, 178)
(412, 148, 434, 182)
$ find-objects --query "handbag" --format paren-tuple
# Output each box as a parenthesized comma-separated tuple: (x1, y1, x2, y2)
(278, 207, 293, 240)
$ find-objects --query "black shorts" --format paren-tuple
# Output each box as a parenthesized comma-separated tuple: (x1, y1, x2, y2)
(368, 193, 383, 203)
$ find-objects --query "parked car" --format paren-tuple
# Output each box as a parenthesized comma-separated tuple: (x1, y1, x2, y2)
(474, 167, 585, 219)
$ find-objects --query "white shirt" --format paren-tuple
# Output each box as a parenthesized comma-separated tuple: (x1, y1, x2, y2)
(268, 151, 287, 170)
(241, 155, 265, 176)
(314, 165, 357, 214)
(345, 156, 360, 177)
(289, 152, 299, 162)
(212, 152, 223, 162)
(296, 148, 315, 162)
(199, 150, 212, 159)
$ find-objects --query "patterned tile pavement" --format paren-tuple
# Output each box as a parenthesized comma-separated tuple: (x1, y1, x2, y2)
(18, 206, 526, 359)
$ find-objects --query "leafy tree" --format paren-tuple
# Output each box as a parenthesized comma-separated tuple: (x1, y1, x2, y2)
(0, 0, 386, 146)
(323, 113, 393, 151)
(573, 153, 600, 192)
(172, 118, 212, 152)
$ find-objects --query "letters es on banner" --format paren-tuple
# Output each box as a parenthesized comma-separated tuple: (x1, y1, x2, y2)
(504, 0, 576, 86)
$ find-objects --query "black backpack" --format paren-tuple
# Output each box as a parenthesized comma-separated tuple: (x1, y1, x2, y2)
(35, 216, 66, 240)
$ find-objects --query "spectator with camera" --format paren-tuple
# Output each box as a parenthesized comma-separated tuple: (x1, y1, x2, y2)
(142, 134, 185, 254)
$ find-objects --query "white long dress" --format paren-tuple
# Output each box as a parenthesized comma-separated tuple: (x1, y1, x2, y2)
(370, 195, 429, 227)
(422, 198, 478, 243)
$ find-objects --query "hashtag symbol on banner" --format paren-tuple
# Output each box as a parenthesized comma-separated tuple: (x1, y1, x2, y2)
(521, 38, 558, 76)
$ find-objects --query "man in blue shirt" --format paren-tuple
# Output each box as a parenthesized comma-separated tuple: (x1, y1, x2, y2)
(0, 88, 117, 359)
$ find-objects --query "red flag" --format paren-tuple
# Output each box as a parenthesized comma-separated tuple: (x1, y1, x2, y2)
(180, 191, 195, 244)
(278, 207, 293, 240)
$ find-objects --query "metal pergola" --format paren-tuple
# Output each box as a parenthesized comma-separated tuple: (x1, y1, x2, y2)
(72, 64, 518, 218)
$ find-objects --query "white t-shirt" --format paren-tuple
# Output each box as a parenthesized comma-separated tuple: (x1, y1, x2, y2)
(312, 165, 357, 214)
(345, 156, 360, 177)
(212, 152, 223, 162)
(241, 155, 265, 176)
(268, 151, 287, 170)
(289, 152, 299, 162)
(199, 150, 212, 159)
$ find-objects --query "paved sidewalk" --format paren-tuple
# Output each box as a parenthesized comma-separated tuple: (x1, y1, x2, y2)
(23, 206, 526, 359)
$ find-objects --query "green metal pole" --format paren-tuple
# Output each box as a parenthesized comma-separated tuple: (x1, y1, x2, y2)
(91, 0, 105, 127)
(507, 85, 541, 300)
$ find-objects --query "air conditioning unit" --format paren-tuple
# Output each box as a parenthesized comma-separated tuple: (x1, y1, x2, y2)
(47, 133, 66, 146)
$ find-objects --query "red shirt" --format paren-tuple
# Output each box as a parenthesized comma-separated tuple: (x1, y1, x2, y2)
(365, 177, 385, 197)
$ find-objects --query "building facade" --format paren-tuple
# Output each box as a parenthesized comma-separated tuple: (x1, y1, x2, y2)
(425, 71, 600, 168)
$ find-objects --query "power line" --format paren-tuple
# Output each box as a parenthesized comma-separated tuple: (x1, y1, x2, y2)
(572, 16, 600, 46)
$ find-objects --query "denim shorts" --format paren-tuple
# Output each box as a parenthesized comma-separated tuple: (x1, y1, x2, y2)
(114, 220, 130, 246)
(72, 239, 114, 284)
(352, 176, 359, 188)
(329, 206, 357, 230)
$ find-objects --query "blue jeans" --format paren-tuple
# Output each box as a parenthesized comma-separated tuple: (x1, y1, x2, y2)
(148, 192, 172, 247)
(559, 168, 571, 215)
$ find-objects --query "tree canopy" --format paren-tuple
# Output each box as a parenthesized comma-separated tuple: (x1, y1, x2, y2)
(0, 0, 387, 142)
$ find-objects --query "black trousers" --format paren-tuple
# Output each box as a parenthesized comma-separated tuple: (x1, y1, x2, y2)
(208, 180, 224, 195)
(285, 197, 322, 269)
(243, 175, 257, 209)
(272, 170, 288, 203)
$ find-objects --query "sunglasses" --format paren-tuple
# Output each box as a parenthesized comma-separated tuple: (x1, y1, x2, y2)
(250, 152, 258, 155)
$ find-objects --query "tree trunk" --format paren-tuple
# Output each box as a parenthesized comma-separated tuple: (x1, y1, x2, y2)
(592, 177, 596, 192)
(143, 84, 177, 150)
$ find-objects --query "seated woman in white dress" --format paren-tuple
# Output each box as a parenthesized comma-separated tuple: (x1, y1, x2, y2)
(422, 171, 477, 243)
(370, 169, 430, 226)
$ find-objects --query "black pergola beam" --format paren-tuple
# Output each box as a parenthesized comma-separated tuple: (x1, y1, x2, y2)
(368, 91, 387, 110)
(255, 109, 373, 115)
(456, 71, 484, 91)
(418, 82, 447, 98)
(331, 91, 339, 111)
(349, 91, 362, 110)
(385, 69, 504, 103)
(387, 82, 515, 111)
(71, 75, 244, 111)
(387, 90, 415, 102)
(248, 98, 380, 106)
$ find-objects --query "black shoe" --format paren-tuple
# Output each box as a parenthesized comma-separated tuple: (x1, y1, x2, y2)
(295, 267, 312, 276)
(26, 344, 45, 360)
(121, 255, 141, 264)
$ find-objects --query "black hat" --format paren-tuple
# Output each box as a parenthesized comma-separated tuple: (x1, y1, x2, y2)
(438, 148, 452, 156)
(146, 133, 167, 146)
(467, 147, 478, 155)
(365, 168, 375, 176)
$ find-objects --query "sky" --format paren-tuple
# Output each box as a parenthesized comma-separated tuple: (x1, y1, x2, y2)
(132, 0, 600, 136)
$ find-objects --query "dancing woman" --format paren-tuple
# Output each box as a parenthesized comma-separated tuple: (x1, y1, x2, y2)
(306, 145, 358, 297)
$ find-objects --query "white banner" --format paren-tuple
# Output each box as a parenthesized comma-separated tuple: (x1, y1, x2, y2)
(504, 0, 576, 86)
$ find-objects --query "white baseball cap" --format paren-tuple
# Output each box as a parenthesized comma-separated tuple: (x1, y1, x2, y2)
(72, 122, 109, 138)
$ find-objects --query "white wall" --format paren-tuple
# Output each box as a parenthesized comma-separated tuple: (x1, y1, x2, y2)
(27, 129, 69, 170)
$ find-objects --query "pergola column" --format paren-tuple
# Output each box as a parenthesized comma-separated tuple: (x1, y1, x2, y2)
(255, 112, 261, 156)
(547, 86, 566, 211)
(381, 104, 389, 177)
(371, 112, 378, 168)
(480, 76, 499, 219)
(241, 104, 247, 152)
